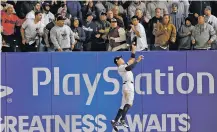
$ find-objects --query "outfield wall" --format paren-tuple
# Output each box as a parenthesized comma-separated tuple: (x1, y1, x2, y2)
(1, 51, 217, 132)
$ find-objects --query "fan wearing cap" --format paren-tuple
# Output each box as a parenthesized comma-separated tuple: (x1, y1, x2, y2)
(71, 17, 86, 51)
(204, 6, 217, 34)
(50, 15, 76, 52)
(82, 12, 97, 51)
(43, 13, 61, 52)
(107, 18, 126, 51)
(96, 12, 110, 35)
(93, 12, 110, 51)
(41, 2, 55, 25)
(111, 44, 144, 131)
(178, 17, 194, 50)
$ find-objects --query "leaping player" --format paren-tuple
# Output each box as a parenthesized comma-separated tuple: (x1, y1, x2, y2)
(111, 44, 144, 131)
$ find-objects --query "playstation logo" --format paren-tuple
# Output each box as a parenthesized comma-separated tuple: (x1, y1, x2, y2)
(0, 85, 13, 98)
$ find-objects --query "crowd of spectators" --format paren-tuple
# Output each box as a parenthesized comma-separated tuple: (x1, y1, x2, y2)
(1, 0, 217, 52)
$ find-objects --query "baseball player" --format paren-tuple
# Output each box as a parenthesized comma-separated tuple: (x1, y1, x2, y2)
(111, 44, 144, 131)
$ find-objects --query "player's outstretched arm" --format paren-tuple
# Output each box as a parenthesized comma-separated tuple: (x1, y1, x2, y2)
(125, 55, 144, 71)
(127, 44, 136, 65)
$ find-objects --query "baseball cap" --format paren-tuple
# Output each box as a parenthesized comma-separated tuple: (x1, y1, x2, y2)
(100, 12, 107, 16)
(111, 18, 117, 22)
(114, 56, 122, 65)
(172, 3, 178, 8)
(87, 12, 93, 17)
(57, 15, 66, 21)
(43, 2, 50, 7)
(205, 6, 212, 11)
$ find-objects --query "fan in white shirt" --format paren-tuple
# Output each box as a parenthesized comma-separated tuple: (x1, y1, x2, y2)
(204, 6, 217, 32)
(130, 16, 148, 51)
(26, 2, 41, 20)
(26, 2, 55, 26)
(41, 2, 55, 25)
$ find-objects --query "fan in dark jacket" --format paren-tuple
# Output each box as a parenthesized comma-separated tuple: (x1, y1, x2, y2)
(71, 17, 86, 51)
(82, 12, 97, 51)
(43, 13, 62, 52)
(148, 8, 163, 50)
(93, 12, 110, 51)
(178, 17, 194, 50)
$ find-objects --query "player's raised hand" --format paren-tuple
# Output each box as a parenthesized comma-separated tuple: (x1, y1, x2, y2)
(136, 55, 144, 62)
